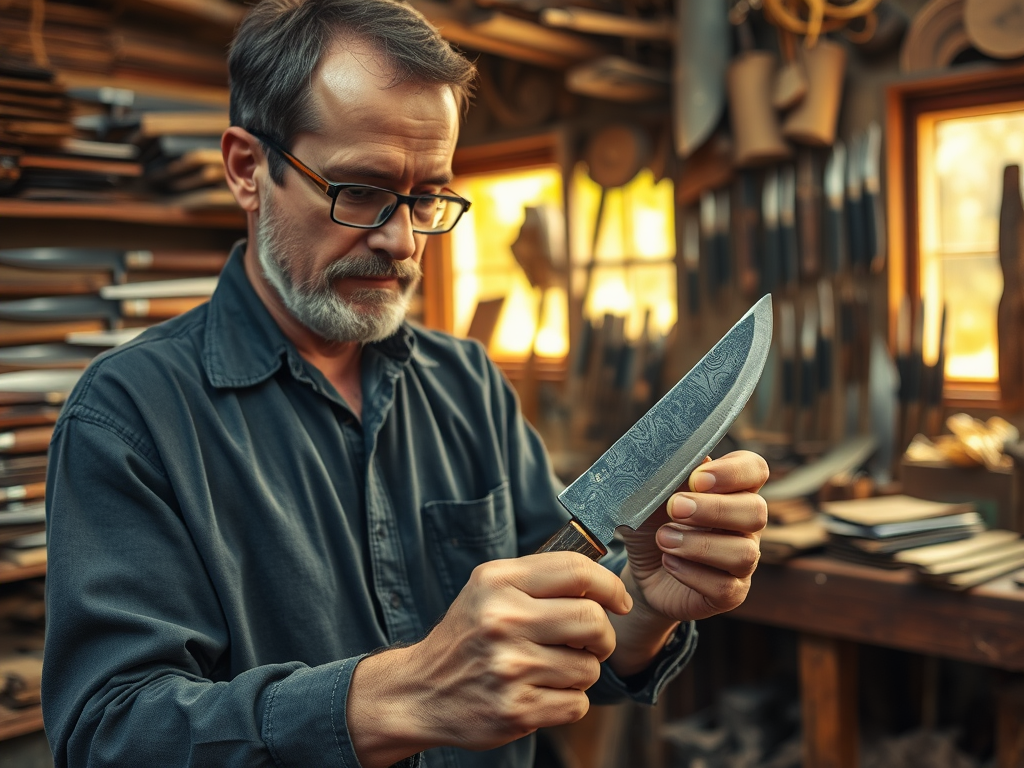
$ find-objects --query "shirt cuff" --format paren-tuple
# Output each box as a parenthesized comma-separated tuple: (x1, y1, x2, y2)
(588, 620, 698, 706)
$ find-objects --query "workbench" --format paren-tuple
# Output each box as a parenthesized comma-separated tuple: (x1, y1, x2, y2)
(730, 555, 1024, 768)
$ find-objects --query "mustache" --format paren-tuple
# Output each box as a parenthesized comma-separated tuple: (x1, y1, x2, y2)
(323, 253, 421, 283)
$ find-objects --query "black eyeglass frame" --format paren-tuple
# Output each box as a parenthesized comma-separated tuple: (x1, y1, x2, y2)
(247, 129, 471, 235)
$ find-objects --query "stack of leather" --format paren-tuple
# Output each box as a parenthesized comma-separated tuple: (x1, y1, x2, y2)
(0, 57, 73, 152)
(0, 0, 114, 76)
(891, 529, 1024, 590)
(820, 495, 987, 570)
(0, 56, 148, 202)
(138, 111, 232, 208)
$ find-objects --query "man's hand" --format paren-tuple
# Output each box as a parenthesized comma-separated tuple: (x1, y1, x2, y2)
(346, 552, 633, 767)
(609, 450, 769, 676)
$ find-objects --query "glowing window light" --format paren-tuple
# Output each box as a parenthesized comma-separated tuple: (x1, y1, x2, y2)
(449, 166, 565, 360)
(918, 104, 1024, 384)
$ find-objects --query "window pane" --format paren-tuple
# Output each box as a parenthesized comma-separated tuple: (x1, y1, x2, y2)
(450, 166, 565, 359)
(570, 165, 677, 338)
(918, 104, 1024, 383)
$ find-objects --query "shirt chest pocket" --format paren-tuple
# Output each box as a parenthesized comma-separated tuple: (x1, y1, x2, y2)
(423, 481, 517, 602)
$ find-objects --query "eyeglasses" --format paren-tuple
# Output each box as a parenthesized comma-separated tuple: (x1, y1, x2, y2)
(248, 130, 471, 235)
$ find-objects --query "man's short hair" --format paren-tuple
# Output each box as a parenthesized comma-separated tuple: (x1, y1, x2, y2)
(228, 0, 477, 183)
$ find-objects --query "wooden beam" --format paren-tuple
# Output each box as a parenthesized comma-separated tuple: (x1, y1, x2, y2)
(410, 0, 604, 68)
(799, 633, 859, 768)
(540, 7, 674, 42)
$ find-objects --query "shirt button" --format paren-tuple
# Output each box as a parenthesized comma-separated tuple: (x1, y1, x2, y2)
(390, 592, 402, 609)
(375, 524, 387, 540)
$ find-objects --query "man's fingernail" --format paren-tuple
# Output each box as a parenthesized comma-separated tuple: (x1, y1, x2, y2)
(624, 591, 634, 611)
(669, 495, 697, 519)
(691, 472, 716, 493)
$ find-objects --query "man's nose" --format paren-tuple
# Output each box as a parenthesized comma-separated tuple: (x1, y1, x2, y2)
(366, 203, 417, 261)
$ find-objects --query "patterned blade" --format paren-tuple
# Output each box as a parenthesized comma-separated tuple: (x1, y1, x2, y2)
(559, 295, 773, 545)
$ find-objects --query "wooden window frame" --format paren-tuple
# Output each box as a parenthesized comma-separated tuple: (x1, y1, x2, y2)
(885, 63, 1024, 409)
(420, 130, 573, 383)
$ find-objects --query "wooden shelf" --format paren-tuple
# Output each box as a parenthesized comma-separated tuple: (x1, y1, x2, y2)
(0, 200, 244, 229)
(0, 703, 43, 742)
(0, 561, 45, 584)
(125, 0, 246, 30)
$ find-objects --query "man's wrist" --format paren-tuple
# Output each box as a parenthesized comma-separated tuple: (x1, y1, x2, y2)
(606, 566, 680, 678)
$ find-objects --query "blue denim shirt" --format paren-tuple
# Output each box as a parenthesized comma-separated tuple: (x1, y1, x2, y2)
(43, 242, 696, 768)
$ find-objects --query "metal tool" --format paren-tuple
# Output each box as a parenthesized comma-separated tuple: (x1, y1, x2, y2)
(537, 295, 773, 557)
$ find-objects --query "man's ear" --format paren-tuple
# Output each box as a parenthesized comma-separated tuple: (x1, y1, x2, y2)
(222, 126, 264, 213)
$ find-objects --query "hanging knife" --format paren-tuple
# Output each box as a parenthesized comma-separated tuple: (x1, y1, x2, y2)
(715, 187, 732, 292)
(683, 208, 702, 317)
(923, 303, 947, 438)
(538, 295, 773, 557)
(797, 297, 818, 447)
(862, 121, 886, 274)
(0, 343, 97, 372)
(895, 294, 912, 449)
(845, 134, 867, 272)
(816, 279, 835, 442)
(0, 403, 62, 430)
(0, 295, 208, 324)
(700, 191, 718, 295)
(0, 248, 229, 280)
(0, 425, 54, 455)
(761, 169, 781, 295)
(778, 164, 799, 291)
(823, 141, 846, 276)
(99, 276, 218, 299)
(779, 299, 796, 442)
(735, 171, 761, 298)
(0, 369, 82, 406)
(796, 149, 822, 281)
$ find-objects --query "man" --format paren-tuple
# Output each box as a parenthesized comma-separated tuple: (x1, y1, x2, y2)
(42, 1, 769, 766)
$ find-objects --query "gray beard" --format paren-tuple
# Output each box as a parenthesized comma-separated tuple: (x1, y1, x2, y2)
(255, 190, 422, 344)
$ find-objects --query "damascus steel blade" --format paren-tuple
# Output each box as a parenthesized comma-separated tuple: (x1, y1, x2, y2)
(559, 295, 773, 545)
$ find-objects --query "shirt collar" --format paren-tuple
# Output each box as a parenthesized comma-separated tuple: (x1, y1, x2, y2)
(203, 240, 415, 390)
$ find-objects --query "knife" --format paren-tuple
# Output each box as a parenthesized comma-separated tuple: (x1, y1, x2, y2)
(823, 141, 846, 276)
(715, 187, 732, 292)
(683, 208, 702, 317)
(735, 171, 761, 298)
(922, 303, 947, 437)
(0, 248, 228, 280)
(798, 297, 818, 446)
(862, 121, 886, 274)
(778, 164, 799, 291)
(0, 403, 62, 430)
(0, 295, 208, 324)
(537, 295, 773, 557)
(845, 135, 866, 272)
(761, 170, 781, 295)
(0, 425, 54, 455)
(816, 279, 835, 442)
(0, 480, 46, 504)
(99, 277, 218, 300)
(0, 343, 97, 372)
(0, 369, 82, 406)
(700, 192, 718, 295)
(779, 299, 796, 441)
(796, 149, 822, 281)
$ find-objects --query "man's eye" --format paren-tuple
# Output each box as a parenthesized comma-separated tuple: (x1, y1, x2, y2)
(339, 186, 387, 205)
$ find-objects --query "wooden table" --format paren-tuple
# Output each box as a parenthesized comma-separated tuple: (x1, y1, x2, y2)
(730, 555, 1024, 768)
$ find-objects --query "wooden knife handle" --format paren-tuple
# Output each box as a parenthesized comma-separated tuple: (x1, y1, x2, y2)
(120, 297, 208, 318)
(0, 480, 46, 503)
(0, 425, 54, 454)
(535, 519, 607, 561)
(126, 250, 228, 273)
